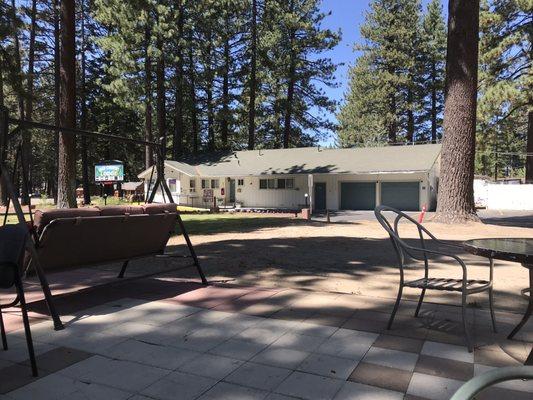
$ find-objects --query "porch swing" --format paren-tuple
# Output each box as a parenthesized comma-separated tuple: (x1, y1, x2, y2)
(0, 107, 208, 334)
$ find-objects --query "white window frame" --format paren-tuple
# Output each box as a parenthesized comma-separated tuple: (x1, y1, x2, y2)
(211, 179, 219, 189)
(237, 179, 244, 186)
(259, 179, 267, 189)
(286, 178, 294, 189)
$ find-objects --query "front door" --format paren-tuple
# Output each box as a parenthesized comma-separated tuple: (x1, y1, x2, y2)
(229, 179, 236, 203)
(314, 182, 327, 211)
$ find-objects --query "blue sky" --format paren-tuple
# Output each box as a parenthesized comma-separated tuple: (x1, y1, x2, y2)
(316, 0, 447, 145)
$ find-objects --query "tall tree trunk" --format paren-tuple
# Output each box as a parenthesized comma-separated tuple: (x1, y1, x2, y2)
(406, 88, 415, 143)
(435, 0, 479, 222)
(10, 0, 28, 204)
(388, 94, 397, 143)
(156, 33, 166, 158)
(57, 0, 77, 208)
(80, 0, 91, 205)
(0, 61, 6, 205)
(525, 111, 533, 183)
(172, 0, 185, 160)
(144, 25, 153, 169)
(283, 52, 296, 149)
(22, 0, 37, 204)
(430, 61, 438, 142)
(247, 0, 257, 150)
(221, 34, 230, 149)
(52, 0, 60, 203)
(206, 35, 215, 152)
(188, 30, 199, 154)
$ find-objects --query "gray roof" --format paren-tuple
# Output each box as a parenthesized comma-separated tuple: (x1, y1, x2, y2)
(138, 144, 441, 178)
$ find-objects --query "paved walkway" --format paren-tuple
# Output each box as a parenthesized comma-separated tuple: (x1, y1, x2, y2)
(1, 276, 532, 400)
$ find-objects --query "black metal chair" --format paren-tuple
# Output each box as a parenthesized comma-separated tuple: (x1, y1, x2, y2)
(0, 223, 38, 376)
(374, 205, 496, 352)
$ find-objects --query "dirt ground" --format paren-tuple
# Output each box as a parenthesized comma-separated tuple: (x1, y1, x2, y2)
(167, 215, 533, 315)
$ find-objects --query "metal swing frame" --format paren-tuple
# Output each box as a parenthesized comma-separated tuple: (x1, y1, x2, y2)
(0, 106, 207, 331)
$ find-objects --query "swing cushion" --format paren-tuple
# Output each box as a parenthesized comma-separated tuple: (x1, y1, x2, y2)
(33, 208, 100, 235)
(34, 208, 177, 271)
(142, 203, 177, 214)
(96, 205, 144, 216)
(0, 262, 16, 289)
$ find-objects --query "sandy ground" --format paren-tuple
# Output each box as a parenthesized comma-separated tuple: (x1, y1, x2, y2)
(167, 217, 533, 314)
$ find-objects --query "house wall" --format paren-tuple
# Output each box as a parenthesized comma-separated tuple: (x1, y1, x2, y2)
(142, 165, 434, 211)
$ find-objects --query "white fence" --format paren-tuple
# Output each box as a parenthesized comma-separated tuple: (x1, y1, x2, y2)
(475, 180, 533, 210)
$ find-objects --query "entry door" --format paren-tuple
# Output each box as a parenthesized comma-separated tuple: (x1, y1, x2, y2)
(314, 183, 327, 211)
(229, 179, 236, 203)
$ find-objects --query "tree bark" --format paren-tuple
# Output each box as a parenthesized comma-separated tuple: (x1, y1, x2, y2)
(156, 32, 166, 158)
(221, 30, 230, 149)
(388, 94, 397, 143)
(172, 0, 185, 160)
(430, 61, 438, 142)
(57, 0, 77, 208)
(406, 88, 414, 143)
(144, 25, 153, 169)
(283, 50, 296, 149)
(525, 111, 533, 183)
(0, 62, 6, 205)
(247, 0, 257, 150)
(21, 0, 38, 204)
(80, 0, 91, 205)
(434, 0, 480, 222)
(188, 30, 199, 154)
(52, 0, 60, 203)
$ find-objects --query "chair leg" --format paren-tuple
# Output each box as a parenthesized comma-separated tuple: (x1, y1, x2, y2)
(0, 308, 7, 350)
(462, 292, 473, 353)
(488, 287, 497, 333)
(414, 288, 426, 317)
(388, 284, 403, 330)
(117, 260, 129, 278)
(14, 275, 38, 377)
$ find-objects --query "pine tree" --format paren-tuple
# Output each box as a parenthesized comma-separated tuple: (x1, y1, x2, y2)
(418, 0, 446, 142)
(434, 0, 480, 222)
(337, 0, 423, 146)
(477, 0, 532, 181)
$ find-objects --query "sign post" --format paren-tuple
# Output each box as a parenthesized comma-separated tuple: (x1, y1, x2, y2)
(308, 174, 314, 215)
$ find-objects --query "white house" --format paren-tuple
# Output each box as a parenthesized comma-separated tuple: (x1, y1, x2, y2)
(137, 144, 441, 212)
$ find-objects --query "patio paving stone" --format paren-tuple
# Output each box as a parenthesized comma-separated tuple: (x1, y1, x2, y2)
(407, 372, 464, 400)
(106, 339, 200, 369)
(140, 371, 217, 400)
(372, 334, 424, 354)
(177, 353, 243, 380)
(250, 347, 309, 369)
(198, 381, 269, 400)
(297, 353, 359, 380)
(347, 361, 412, 393)
(224, 362, 292, 391)
(414, 354, 474, 381)
(474, 364, 533, 393)
(333, 381, 404, 400)
(421, 341, 474, 363)
(361, 347, 419, 372)
(270, 332, 326, 351)
(274, 371, 344, 400)
(58, 355, 169, 392)
(6, 373, 132, 400)
(209, 338, 268, 361)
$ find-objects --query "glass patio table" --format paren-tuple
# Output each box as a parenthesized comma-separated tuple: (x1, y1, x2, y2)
(463, 238, 533, 365)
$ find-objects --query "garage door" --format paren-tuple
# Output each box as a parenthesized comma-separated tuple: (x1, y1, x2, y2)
(340, 182, 376, 210)
(380, 182, 420, 211)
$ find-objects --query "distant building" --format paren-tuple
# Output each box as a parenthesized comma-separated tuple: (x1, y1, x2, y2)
(138, 144, 442, 212)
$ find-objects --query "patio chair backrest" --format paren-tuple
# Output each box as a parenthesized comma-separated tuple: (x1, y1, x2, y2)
(0, 223, 28, 288)
(374, 205, 436, 270)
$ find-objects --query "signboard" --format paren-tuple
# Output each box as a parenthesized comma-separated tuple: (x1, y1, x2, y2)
(95, 161, 124, 182)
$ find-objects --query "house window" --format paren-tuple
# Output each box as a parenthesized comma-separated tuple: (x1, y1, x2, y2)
(277, 179, 286, 189)
(168, 179, 177, 193)
(211, 179, 219, 189)
(238, 179, 244, 186)
(201, 179, 208, 189)
(267, 179, 276, 189)
(189, 180, 196, 193)
(259, 179, 267, 189)
(286, 178, 294, 189)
